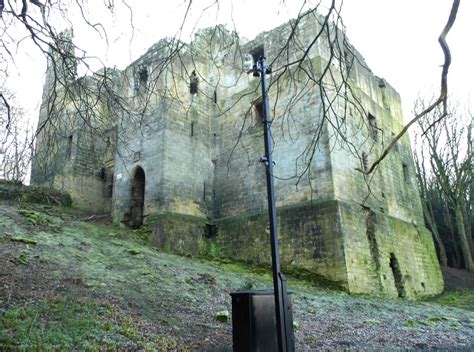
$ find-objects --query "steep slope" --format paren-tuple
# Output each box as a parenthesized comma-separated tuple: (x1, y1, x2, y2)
(0, 198, 473, 350)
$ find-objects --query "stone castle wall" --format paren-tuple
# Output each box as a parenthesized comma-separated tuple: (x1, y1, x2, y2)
(32, 13, 443, 298)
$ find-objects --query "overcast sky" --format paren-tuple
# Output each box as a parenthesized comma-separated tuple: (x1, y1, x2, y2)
(7, 0, 473, 125)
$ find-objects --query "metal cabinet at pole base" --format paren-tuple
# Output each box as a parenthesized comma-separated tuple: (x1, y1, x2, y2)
(230, 290, 295, 352)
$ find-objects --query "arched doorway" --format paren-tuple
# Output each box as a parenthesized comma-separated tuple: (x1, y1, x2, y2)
(129, 166, 145, 228)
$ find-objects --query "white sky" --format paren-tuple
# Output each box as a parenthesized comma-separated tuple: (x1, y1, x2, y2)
(6, 0, 474, 125)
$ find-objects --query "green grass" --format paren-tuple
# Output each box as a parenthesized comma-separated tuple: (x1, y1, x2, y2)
(1, 194, 473, 351)
(0, 297, 180, 351)
(10, 237, 37, 245)
(1, 298, 108, 350)
(426, 289, 474, 311)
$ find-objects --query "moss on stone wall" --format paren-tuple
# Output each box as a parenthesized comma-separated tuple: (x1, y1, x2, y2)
(147, 212, 208, 256)
(146, 201, 349, 290)
(338, 200, 443, 299)
(145, 200, 443, 298)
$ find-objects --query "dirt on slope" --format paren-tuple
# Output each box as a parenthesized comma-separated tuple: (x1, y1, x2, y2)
(442, 266, 474, 292)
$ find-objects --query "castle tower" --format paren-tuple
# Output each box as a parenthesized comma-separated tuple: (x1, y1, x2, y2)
(42, 28, 77, 104)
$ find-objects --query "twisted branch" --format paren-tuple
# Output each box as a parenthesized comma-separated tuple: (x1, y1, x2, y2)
(357, 0, 460, 175)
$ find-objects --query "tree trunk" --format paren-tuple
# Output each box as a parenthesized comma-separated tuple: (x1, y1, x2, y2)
(460, 199, 473, 257)
(454, 205, 473, 271)
(444, 204, 461, 268)
(423, 202, 448, 265)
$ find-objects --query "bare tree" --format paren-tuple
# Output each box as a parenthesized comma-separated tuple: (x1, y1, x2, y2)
(0, 85, 32, 182)
(358, 0, 460, 176)
(0, 0, 461, 192)
(414, 99, 473, 271)
(413, 132, 448, 266)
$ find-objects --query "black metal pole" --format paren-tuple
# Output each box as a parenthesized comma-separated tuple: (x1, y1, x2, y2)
(257, 56, 291, 352)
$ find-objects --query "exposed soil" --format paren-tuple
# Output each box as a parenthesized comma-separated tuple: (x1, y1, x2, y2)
(0, 201, 473, 351)
(442, 266, 474, 292)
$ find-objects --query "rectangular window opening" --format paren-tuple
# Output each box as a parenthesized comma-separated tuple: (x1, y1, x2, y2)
(138, 66, 148, 83)
(254, 99, 264, 120)
(250, 45, 265, 64)
(205, 223, 217, 239)
(367, 113, 379, 141)
(191, 122, 195, 137)
(134, 66, 148, 95)
(133, 151, 141, 162)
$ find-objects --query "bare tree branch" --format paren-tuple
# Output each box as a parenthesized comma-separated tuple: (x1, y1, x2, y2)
(357, 0, 460, 175)
(0, 92, 11, 130)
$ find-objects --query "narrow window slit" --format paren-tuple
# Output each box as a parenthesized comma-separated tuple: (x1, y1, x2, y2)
(66, 135, 73, 159)
(402, 163, 410, 184)
(190, 70, 198, 95)
(362, 151, 369, 171)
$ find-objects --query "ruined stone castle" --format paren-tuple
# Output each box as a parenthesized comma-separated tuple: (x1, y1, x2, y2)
(31, 12, 443, 298)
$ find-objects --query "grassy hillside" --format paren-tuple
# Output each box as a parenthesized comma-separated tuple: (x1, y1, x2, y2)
(0, 184, 473, 350)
